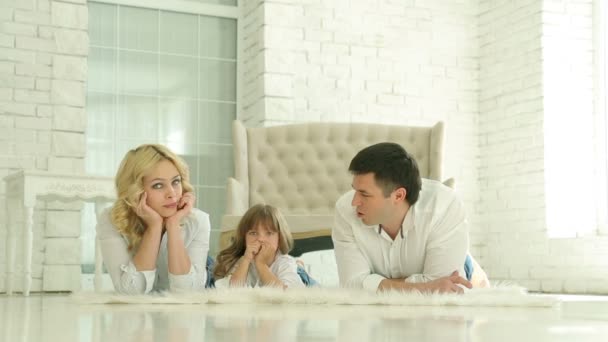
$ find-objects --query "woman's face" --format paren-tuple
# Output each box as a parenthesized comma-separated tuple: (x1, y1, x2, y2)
(142, 159, 183, 218)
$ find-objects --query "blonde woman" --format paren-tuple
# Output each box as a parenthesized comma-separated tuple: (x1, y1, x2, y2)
(214, 204, 305, 289)
(96, 144, 210, 294)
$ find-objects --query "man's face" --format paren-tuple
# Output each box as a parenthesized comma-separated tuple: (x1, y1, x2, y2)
(350, 173, 396, 226)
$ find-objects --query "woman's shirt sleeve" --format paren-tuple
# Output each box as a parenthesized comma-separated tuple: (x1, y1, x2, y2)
(95, 208, 156, 294)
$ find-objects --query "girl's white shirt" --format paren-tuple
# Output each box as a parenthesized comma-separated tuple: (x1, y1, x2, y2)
(214, 253, 305, 289)
(96, 207, 210, 294)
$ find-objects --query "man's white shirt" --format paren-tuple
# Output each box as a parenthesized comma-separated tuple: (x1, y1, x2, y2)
(332, 179, 469, 291)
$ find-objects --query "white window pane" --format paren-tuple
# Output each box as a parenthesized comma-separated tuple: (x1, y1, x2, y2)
(159, 55, 198, 99)
(119, 6, 159, 51)
(196, 144, 233, 186)
(119, 51, 158, 95)
(200, 59, 236, 101)
(86, 3, 237, 279)
(115, 141, 157, 165)
(88, 47, 116, 93)
(199, 16, 237, 59)
(166, 144, 199, 180)
(160, 11, 198, 56)
(86, 141, 115, 176)
(159, 98, 198, 143)
(193, 0, 237, 6)
(89, 2, 117, 47)
(199, 101, 234, 144)
(87, 92, 115, 141)
(197, 185, 227, 235)
(117, 95, 158, 140)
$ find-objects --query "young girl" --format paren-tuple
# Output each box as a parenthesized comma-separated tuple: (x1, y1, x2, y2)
(213, 204, 305, 289)
(96, 144, 211, 294)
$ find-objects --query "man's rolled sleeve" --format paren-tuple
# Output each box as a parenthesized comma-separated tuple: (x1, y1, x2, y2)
(332, 201, 381, 291)
(362, 274, 386, 291)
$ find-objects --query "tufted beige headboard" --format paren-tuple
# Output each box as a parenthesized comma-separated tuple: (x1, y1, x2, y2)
(221, 120, 447, 252)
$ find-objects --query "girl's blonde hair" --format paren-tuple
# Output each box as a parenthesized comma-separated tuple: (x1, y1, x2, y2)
(213, 204, 294, 279)
(110, 144, 193, 251)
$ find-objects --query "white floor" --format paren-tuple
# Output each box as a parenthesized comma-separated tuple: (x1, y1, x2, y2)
(2, 293, 608, 341)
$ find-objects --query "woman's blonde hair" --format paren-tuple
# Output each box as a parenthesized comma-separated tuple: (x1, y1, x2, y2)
(213, 204, 294, 279)
(110, 144, 193, 251)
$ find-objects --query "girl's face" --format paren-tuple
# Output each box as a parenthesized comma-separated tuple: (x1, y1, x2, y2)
(245, 222, 279, 252)
(142, 159, 183, 218)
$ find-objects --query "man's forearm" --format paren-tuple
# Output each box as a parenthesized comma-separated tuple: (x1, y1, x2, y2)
(378, 278, 423, 292)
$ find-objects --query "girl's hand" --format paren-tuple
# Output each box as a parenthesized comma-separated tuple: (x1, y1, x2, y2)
(254, 242, 276, 267)
(136, 192, 163, 229)
(244, 241, 261, 262)
(165, 192, 195, 229)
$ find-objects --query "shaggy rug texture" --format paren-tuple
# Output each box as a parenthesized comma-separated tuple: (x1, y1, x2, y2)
(72, 286, 558, 307)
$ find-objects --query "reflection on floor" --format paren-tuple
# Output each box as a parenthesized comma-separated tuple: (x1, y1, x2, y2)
(1, 293, 608, 341)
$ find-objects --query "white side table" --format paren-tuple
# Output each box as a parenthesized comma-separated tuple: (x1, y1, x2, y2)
(3, 171, 115, 296)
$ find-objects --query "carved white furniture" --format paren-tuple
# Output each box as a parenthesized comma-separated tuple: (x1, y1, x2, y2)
(3, 171, 115, 296)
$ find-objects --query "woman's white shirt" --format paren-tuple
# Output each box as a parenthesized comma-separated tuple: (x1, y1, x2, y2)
(96, 207, 210, 294)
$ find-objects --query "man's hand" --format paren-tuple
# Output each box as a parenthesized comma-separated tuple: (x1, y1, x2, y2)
(423, 271, 472, 294)
(379, 271, 473, 294)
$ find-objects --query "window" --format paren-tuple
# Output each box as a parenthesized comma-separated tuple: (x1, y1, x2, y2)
(544, 1, 605, 237)
(82, 1, 239, 274)
(594, 0, 608, 234)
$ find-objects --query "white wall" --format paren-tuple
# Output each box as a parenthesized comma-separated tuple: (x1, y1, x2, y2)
(0, 0, 88, 292)
(243, 0, 608, 293)
(2, 0, 607, 293)
(241, 0, 481, 286)
(480, 0, 608, 294)
(240, 0, 481, 216)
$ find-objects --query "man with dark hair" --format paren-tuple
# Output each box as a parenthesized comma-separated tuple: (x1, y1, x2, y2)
(333, 142, 488, 293)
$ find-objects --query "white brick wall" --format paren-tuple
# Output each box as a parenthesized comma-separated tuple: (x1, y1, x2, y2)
(0, 0, 88, 293)
(241, 0, 480, 287)
(241, 0, 266, 126)
(243, 0, 608, 293)
(478, 0, 608, 294)
(2, 0, 605, 293)
(242, 0, 480, 194)
(478, 0, 546, 291)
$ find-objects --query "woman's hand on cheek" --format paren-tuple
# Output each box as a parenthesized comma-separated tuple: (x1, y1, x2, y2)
(165, 192, 195, 228)
(177, 192, 195, 212)
(254, 243, 276, 267)
(136, 192, 163, 229)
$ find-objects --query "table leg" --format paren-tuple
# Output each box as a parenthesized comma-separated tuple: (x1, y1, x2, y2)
(5, 200, 16, 295)
(94, 238, 103, 292)
(94, 201, 105, 292)
(22, 206, 34, 296)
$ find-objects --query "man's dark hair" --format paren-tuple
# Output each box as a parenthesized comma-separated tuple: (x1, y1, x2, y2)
(349, 142, 422, 205)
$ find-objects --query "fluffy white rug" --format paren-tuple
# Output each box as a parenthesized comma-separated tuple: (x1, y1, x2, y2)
(72, 286, 558, 307)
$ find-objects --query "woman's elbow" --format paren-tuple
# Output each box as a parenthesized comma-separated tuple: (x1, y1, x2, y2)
(115, 284, 149, 295)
